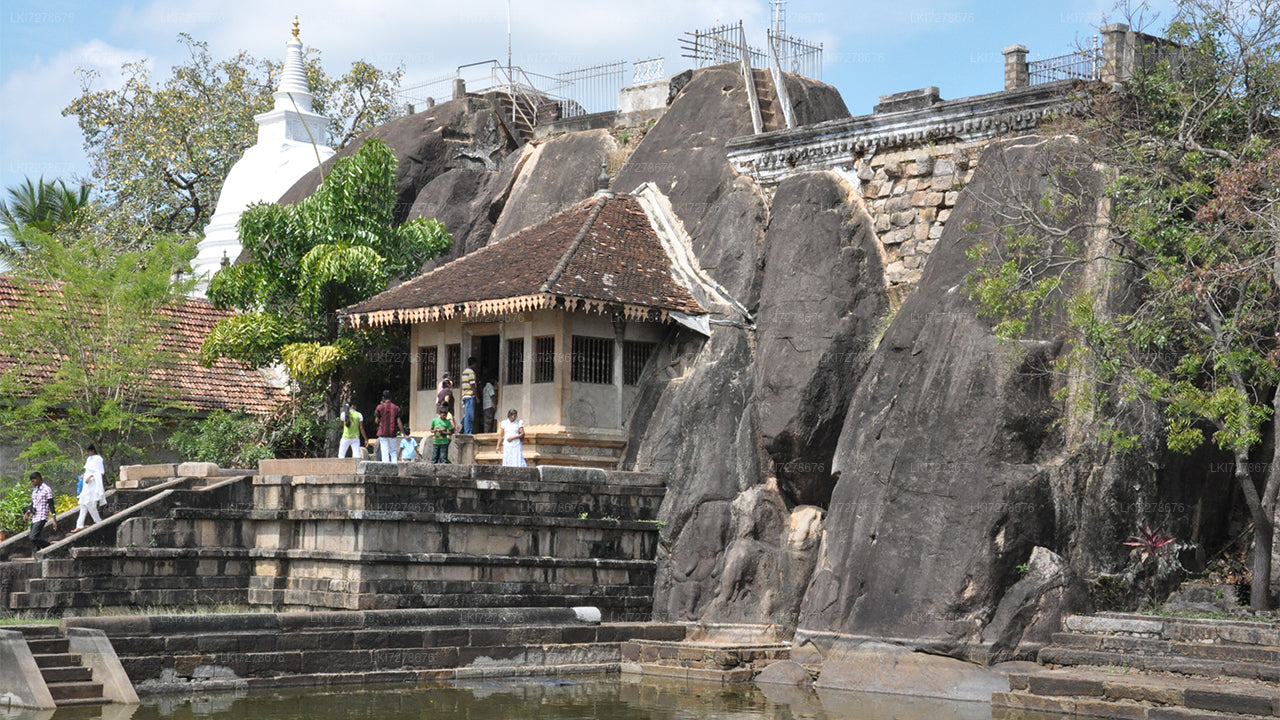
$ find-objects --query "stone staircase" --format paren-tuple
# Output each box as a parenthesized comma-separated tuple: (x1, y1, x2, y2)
(19, 625, 109, 707)
(752, 68, 783, 132)
(621, 638, 791, 684)
(993, 613, 1280, 719)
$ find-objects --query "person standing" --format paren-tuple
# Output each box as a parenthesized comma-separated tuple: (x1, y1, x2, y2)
(481, 378, 497, 433)
(374, 390, 406, 463)
(72, 444, 107, 533)
(497, 409, 526, 467)
(430, 407, 454, 463)
(398, 430, 419, 462)
(338, 402, 367, 458)
(460, 357, 478, 434)
(436, 373, 453, 413)
(24, 472, 56, 552)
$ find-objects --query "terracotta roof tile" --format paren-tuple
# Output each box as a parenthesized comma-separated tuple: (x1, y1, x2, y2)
(343, 194, 705, 326)
(0, 277, 287, 415)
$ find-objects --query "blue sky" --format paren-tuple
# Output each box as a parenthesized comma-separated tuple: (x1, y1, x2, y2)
(0, 0, 1174, 212)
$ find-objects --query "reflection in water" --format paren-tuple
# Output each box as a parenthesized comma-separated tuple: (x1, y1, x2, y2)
(3, 676, 1002, 720)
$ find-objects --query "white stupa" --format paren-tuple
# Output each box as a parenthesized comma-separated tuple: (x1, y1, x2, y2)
(193, 17, 335, 294)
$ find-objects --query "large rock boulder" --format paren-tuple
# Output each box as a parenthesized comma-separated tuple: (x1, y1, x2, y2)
(278, 97, 517, 225)
(489, 129, 615, 241)
(613, 64, 768, 307)
(754, 171, 889, 507)
(796, 136, 1099, 651)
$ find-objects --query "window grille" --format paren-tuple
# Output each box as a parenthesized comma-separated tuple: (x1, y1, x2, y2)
(572, 335, 614, 384)
(418, 347, 438, 390)
(534, 336, 556, 384)
(622, 341, 655, 386)
(507, 338, 525, 385)
(447, 343, 461, 384)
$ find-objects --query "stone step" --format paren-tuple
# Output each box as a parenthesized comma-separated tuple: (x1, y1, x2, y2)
(1038, 646, 1280, 683)
(26, 637, 70, 654)
(120, 641, 627, 680)
(45, 680, 105, 702)
(7, 624, 59, 639)
(10, 587, 248, 610)
(620, 661, 756, 684)
(1068, 614, 1280, 647)
(41, 664, 94, 683)
(250, 588, 654, 614)
(620, 639, 790, 670)
(1008, 667, 1280, 711)
(109, 622, 680, 658)
(1050, 632, 1280, 664)
(33, 652, 81, 668)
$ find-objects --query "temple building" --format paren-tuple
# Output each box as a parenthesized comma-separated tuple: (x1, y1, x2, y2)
(341, 182, 727, 468)
(192, 18, 334, 293)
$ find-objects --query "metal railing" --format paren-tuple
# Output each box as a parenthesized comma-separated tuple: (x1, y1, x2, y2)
(555, 60, 626, 117)
(632, 56, 665, 85)
(768, 30, 822, 81)
(681, 21, 766, 69)
(767, 36, 797, 128)
(1029, 36, 1100, 85)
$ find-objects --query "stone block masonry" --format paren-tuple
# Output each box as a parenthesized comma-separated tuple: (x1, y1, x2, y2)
(5, 462, 667, 620)
(727, 80, 1090, 292)
(62, 607, 687, 692)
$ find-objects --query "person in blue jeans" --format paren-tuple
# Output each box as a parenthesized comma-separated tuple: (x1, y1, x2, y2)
(460, 357, 477, 434)
(430, 407, 454, 463)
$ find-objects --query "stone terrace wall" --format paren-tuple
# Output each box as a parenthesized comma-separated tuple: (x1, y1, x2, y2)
(727, 82, 1088, 291)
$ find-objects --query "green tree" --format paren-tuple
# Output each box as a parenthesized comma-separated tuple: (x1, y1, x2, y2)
(0, 177, 92, 266)
(201, 138, 449, 429)
(966, 0, 1280, 609)
(0, 231, 198, 485)
(63, 33, 403, 240)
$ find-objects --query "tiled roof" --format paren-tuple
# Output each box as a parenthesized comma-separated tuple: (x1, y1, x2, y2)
(342, 193, 705, 327)
(0, 277, 287, 415)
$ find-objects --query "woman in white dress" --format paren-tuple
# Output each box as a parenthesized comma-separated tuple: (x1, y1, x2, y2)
(497, 409, 526, 467)
(72, 443, 107, 532)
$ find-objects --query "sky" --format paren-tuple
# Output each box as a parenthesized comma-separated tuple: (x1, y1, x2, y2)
(0, 0, 1176, 207)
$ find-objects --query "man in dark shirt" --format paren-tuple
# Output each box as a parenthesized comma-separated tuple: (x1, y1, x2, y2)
(374, 390, 406, 463)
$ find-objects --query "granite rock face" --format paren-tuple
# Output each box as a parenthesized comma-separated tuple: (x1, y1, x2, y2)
(489, 129, 615, 241)
(279, 97, 517, 223)
(754, 171, 889, 507)
(795, 137, 1099, 653)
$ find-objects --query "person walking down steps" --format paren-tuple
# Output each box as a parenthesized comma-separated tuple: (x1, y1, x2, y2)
(24, 471, 56, 552)
(71, 443, 107, 533)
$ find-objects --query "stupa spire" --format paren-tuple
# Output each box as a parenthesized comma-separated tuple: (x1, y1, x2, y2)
(275, 16, 312, 112)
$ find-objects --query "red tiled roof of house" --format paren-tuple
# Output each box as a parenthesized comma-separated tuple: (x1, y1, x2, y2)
(342, 193, 706, 327)
(0, 277, 287, 415)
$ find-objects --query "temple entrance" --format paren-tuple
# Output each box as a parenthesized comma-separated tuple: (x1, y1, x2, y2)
(471, 334, 500, 432)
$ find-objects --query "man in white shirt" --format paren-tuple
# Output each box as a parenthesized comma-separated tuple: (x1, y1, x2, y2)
(481, 378, 497, 433)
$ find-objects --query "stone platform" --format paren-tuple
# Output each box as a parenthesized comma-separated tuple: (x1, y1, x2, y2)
(620, 638, 791, 684)
(3, 461, 667, 620)
(993, 613, 1280, 719)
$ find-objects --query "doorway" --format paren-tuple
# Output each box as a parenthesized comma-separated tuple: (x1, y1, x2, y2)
(471, 334, 500, 432)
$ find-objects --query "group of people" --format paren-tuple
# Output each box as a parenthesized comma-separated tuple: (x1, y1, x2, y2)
(23, 444, 109, 552)
(335, 357, 525, 466)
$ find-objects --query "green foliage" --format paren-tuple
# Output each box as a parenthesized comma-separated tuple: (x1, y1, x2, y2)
(62, 33, 403, 240)
(0, 484, 75, 536)
(166, 397, 329, 467)
(0, 177, 90, 238)
(0, 231, 198, 478)
(203, 138, 451, 392)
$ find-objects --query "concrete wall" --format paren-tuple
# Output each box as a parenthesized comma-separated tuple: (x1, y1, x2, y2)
(410, 310, 667, 435)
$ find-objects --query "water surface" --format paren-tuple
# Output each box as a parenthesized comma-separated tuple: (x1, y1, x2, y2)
(4, 676, 998, 720)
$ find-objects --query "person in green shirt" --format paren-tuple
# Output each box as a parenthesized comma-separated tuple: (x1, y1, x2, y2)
(338, 402, 367, 458)
(430, 407, 454, 464)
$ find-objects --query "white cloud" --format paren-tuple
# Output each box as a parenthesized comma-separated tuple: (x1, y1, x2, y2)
(0, 39, 144, 191)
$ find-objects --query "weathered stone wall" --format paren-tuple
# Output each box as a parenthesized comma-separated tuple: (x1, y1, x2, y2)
(855, 142, 981, 287)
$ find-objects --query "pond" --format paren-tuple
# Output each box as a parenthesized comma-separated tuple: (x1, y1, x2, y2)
(3, 676, 999, 720)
